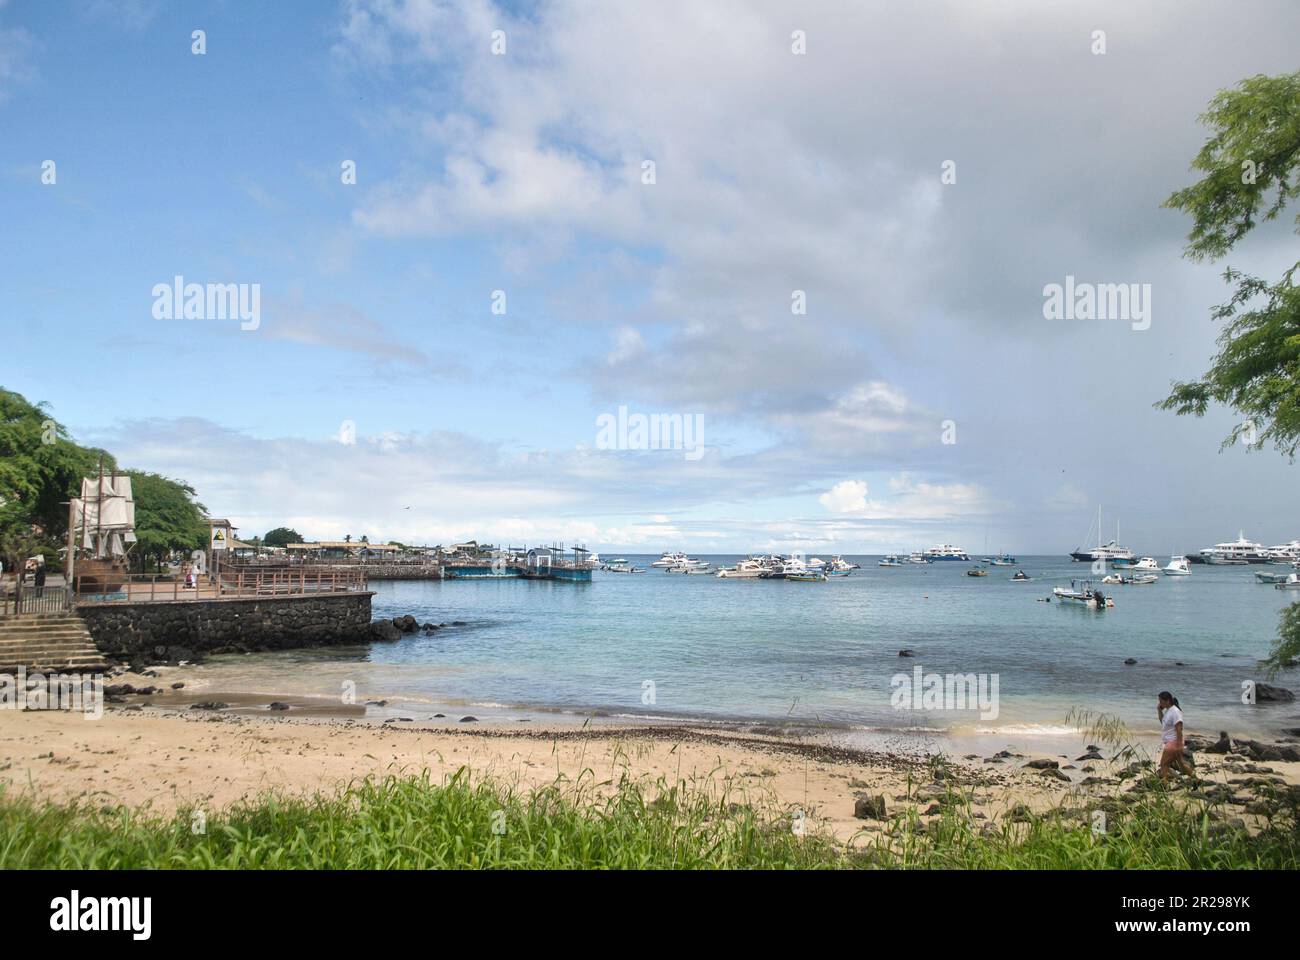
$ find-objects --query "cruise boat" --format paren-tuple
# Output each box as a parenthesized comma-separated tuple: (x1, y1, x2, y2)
(1070, 506, 1135, 563)
(1201, 532, 1269, 565)
(1163, 556, 1190, 576)
(923, 544, 970, 561)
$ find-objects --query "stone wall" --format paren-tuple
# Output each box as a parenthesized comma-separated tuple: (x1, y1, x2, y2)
(78, 592, 374, 665)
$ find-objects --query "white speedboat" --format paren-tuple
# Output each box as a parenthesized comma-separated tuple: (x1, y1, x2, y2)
(1132, 557, 1160, 571)
(1273, 573, 1300, 589)
(906, 551, 928, 564)
(666, 563, 712, 575)
(651, 551, 688, 568)
(717, 560, 764, 578)
(1163, 556, 1190, 576)
(830, 556, 859, 571)
(603, 563, 644, 573)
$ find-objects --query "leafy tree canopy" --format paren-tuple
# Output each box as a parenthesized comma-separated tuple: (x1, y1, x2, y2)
(263, 527, 303, 548)
(1159, 71, 1300, 457)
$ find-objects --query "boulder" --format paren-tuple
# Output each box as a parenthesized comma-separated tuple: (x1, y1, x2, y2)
(853, 794, 887, 820)
(190, 701, 228, 711)
(1024, 758, 1059, 770)
(269, 701, 290, 711)
(370, 620, 402, 643)
(1253, 683, 1295, 703)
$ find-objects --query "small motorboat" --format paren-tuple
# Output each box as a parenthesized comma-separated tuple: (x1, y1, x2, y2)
(1255, 570, 1291, 584)
(990, 554, 1016, 566)
(1053, 580, 1114, 608)
(1010, 570, 1033, 582)
(603, 563, 644, 573)
(1127, 574, 1158, 585)
(785, 571, 828, 582)
(1274, 573, 1300, 590)
(879, 555, 904, 567)
(965, 567, 988, 577)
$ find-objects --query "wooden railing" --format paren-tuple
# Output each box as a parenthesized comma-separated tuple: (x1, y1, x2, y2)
(74, 566, 368, 604)
(0, 585, 72, 617)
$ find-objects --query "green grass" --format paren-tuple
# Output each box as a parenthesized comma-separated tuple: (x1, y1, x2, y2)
(3, 766, 1298, 869)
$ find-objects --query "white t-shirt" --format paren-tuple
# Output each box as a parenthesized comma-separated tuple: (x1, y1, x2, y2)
(1161, 704, 1183, 744)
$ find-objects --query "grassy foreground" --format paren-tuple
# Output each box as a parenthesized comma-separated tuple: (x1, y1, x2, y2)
(2, 769, 1298, 869)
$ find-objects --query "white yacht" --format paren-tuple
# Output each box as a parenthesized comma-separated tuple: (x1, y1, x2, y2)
(1132, 557, 1160, 571)
(1266, 540, 1300, 563)
(1163, 555, 1190, 576)
(827, 556, 857, 573)
(1202, 532, 1268, 564)
(923, 544, 969, 561)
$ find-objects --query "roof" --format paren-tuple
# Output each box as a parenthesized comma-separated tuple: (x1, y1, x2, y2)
(286, 541, 402, 551)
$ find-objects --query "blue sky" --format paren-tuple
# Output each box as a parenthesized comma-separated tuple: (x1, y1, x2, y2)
(3, 0, 1300, 554)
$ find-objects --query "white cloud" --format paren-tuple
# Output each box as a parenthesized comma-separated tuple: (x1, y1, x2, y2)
(819, 479, 868, 514)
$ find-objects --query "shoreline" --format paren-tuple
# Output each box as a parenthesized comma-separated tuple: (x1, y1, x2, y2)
(5, 681, 1299, 845)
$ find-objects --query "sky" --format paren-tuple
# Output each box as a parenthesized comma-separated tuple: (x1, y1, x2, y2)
(2, 0, 1299, 555)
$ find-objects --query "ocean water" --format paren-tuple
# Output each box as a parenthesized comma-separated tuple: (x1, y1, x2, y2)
(194, 556, 1300, 747)
(351, 556, 1297, 741)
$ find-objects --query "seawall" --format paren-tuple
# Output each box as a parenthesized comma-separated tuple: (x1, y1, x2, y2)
(78, 592, 375, 665)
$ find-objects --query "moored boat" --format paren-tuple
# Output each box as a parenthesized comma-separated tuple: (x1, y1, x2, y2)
(1053, 579, 1114, 608)
(1163, 556, 1191, 576)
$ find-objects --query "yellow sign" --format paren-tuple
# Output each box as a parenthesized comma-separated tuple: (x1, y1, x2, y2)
(211, 527, 227, 550)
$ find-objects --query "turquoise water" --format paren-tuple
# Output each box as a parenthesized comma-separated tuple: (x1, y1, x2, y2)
(358, 556, 1299, 740)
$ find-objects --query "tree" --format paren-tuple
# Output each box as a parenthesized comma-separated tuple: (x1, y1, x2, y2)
(263, 527, 303, 548)
(1158, 72, 1300, 673)
(0, 387, 115, 573)
(1158, 71, 1300, 457)
(126, 471, 208, 572)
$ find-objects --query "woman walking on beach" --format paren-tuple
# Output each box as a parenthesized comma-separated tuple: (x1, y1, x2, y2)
(1157, 691, 1195, 783)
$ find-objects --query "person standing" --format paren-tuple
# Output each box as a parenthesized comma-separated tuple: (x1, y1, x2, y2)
(1157, 691, 1195, 783)
(33, 558, 46, 597)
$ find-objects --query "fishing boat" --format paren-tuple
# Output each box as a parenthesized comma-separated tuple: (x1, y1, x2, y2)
(1070, 506, 1135, 564)
(989, 554, 1016, 566)
(68, 461, 137, 595)
(1163, 556, 1190, 576)
(1053, 579, 1114, 608)
(785, 569, 828, 582)
(878, 555, 904, 567)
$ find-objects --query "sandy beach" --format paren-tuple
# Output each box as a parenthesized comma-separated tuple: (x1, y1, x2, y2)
(4, 667, 1298, 844)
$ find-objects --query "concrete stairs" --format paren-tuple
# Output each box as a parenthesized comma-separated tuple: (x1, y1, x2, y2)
(0, 613, 109, 673)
